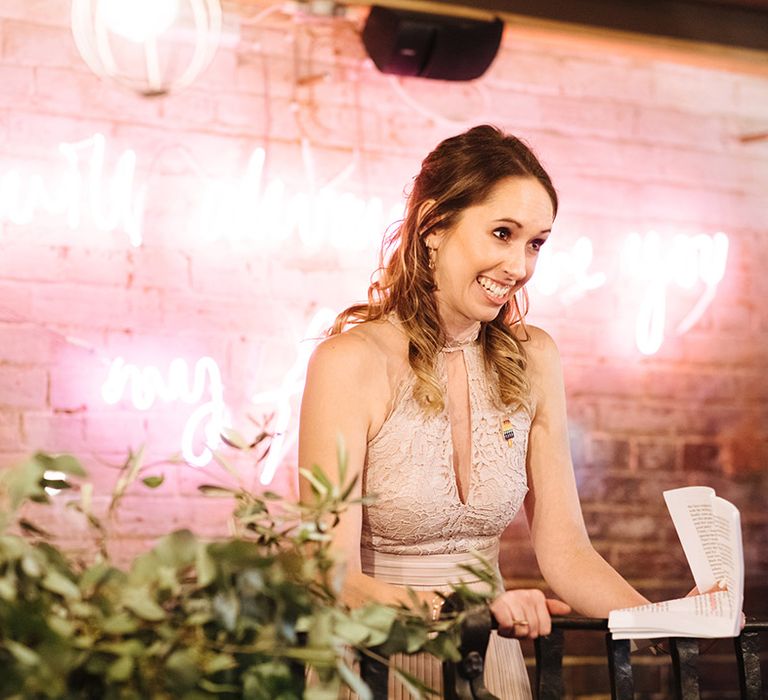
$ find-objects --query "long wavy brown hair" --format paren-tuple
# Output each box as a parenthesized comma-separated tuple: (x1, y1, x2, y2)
(331, 125, 558, 415)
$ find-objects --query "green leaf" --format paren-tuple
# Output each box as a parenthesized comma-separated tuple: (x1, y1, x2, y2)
(357, 605, 397, 628)
(333, 617, 373, 646)
(35, 452, 87, 477)
(0, 577, 17, 601)
(198, 679, 240, 693)
(101, 612, 140, 635)
(41, 478, 71, 491)
(19, 518, 51, 537)
(165, 649, 201, 689)
(277, 647, 336, 664)
(335, 434, 348, 485)
(42, 570, 81, 600)
(79, 482, 93, 515)
(201, 652, 237, 675)
(110, 446, 146, 515)
(153, 529, 197, 569)
(0, 535, 25, 559)
(98, 640, 145, 656)
(219, 428, 250, 450)
(423, 632, 460, 662)
(197, 485, 236, 497)
(196, 545, 217, 588)
(336, 659, 372, 700)
(303, 685, 340, 700)
(48, 615, 75, 638)
(107, 655, 135, 682)
(141, 475, 165, 489)
(4, 640, 39, 666)
(340, 473, 360, 502)
(298, 468, 328, 497)
(122, 587, 166, 621)
(20, 553, 42, 578)
(3, 459, 45, 509)
(79, 560, 112, 595)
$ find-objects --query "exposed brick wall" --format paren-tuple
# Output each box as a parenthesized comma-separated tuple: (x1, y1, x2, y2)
(0, 2, 766, 697)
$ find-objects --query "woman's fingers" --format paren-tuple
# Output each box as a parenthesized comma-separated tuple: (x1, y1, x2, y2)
(546, 598, 572, 616)
(687, 579, 728, 597)
(490, 590, 568, 639)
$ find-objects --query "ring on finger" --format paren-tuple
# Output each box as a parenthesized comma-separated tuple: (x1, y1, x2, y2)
(511, 619, 529, 627)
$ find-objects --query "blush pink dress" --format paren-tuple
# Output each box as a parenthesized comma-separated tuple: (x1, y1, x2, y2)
(351, 337, 533, 699)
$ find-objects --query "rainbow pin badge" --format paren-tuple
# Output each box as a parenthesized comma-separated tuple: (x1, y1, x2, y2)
(501, 418, 515, 446)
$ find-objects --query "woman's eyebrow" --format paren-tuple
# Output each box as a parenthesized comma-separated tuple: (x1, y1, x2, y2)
(494, 217, 552, 234)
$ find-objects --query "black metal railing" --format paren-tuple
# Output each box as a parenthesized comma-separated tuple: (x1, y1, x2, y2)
(533, 617, 768, 700)
(359, 611, 767, 699)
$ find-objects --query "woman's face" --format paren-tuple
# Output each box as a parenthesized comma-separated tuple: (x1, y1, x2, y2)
(427, 176, 554, 336)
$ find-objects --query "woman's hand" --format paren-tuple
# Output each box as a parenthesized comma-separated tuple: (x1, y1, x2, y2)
(686, 580, 725, 597)
(490, 589, 572, 639)
(686, 581, 746, 630)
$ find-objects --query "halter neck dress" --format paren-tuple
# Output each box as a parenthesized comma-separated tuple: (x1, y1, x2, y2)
(350, 329, 533, 699)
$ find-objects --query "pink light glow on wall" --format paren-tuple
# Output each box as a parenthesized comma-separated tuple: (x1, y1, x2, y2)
(6, 132, 734, 486)
(0, 133, 145, 246)
(98, 309, 335, 481)
(0, 132, 732, 350)
(101, 355, 227, 466)
(0, 132, 401, 252)
(622, 231, 729, 355)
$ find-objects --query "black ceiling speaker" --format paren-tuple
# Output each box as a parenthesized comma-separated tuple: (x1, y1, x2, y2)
(362, 6, 504, 81)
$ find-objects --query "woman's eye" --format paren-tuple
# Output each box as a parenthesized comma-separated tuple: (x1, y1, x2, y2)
(530, 238, 546, 252)
(492, 226, 512, 241)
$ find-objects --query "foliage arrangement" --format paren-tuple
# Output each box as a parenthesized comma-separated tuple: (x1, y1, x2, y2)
(0, 443, 493, 699)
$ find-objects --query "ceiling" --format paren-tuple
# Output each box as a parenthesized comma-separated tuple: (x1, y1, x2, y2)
(230, 0, 768, 74)
(461, 0, 768, 51)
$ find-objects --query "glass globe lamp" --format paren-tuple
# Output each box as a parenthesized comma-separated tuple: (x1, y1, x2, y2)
(71, 0, 223, 96)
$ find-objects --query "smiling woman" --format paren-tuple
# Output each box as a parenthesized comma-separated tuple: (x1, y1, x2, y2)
(427, 176, 554, 335)
(298, 125, 667, 699)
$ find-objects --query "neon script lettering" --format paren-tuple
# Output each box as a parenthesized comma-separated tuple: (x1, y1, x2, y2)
(0, 133, 145, 245)
(622, 231, 729, 355)
(99, 310, 335, 480)
(101, 355, 227, 466)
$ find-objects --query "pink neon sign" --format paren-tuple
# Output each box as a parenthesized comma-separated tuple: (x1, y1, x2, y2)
(101, 355, 227, 467)
(3, 133, 730, 355)
(622, 231, 729, 355)
(194, 148, 404, 251)
(531, 230, 728, 355)
(0, 133, 145, 246)
(0, 132, 400, 252)
(99, 310, 334, 481)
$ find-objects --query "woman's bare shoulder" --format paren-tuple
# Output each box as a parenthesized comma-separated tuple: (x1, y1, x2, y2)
(512, 323, 562, 379)
(310, 319, 407, 377)
(513, 323, 558, 353)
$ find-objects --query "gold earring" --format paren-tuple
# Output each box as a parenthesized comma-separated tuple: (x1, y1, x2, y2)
(426, 244, 437, 271)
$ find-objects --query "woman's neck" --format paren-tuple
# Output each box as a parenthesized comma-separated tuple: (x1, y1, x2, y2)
(443, 321, 481, 350)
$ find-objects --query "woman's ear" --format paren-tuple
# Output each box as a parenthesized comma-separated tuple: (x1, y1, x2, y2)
(424, 232, 441, 251)
(416, 198, 437, 232)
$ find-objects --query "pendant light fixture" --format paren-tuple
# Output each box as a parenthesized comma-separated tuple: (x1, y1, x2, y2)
(71, 0, 223, 97)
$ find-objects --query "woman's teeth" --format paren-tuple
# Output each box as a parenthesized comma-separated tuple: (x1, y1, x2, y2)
(477, 276, 511, 298)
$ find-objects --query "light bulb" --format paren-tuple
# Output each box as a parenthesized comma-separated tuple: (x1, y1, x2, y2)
(98, 0, 180, 43)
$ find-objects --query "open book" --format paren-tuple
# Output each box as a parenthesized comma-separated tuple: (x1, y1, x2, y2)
(609, 486, 743, 639)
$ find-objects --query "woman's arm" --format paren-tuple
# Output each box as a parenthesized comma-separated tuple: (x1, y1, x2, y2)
(298, 330, 435, 610)
(523, 326, 650, 617)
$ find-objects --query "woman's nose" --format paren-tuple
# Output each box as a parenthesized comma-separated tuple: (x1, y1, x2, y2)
(502, 244, 527, 279)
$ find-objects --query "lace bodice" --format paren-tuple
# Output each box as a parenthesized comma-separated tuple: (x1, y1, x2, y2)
(361, 342, 530, 556)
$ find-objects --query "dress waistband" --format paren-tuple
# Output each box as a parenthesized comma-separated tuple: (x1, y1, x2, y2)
(360, 542, 500, 591)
